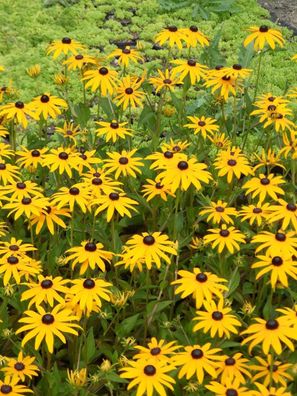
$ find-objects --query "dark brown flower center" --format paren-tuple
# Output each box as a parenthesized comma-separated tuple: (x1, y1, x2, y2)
(225, 357, 236, 366)
(83, 278, 95, 289)
(16, 182, 26, 189)
(190, 25, 198, 32)
(119, 156, 129, 165)
(0, 163, 6, 170)
(177, 161, 189, 170)
(187, 59, 196, 67)
(167, 26, 177, 32)
(110, 121, 119, 129)
(42, 314, 55, 325)
(144, 364, 156, 376)
(260, 177, 270, 185)
(172, 145, 181, 152)
(222, 75, 231, 81)
(58, 152, 69, 160)
(253, 207, 262, 214)
(125, 87, 133, 95)
(143, 235, 155, 245)
(215, 206, 225, 213)
(85, 242, 97, 252)
(286, 203, 296, 211)
(92, 177, 103, 185)
(109, 192, 120, 201)
(80, 154, 87, 160)
(227, 159, 237, 166)
(41, 279, 53, 289)
(220, 229, 230, 237)
(22, 197, 32, 205)
(268, 105, 276, 111)
(69, 187, 79, 195)
(164, 151, 173, 159)
(99, 67, 108, 75)
(9, 245, 19, 251)
(40, 94, 50, 103)
(62, 37, 72, 44)
(272, 256, 283, 266)
(163, 79, 172, 84)
(122, 48, 131, 54)
(155, 182, 163, 189)
(191, 348, 204, 359)
(266, 319, 279, 330)
(233, 64, 242, 70)
(226, 389, 238, 396)
(0, 385, 13, 394)
(93, 172, 101, 177)
(259, 25, 269, 32)
(14, 362, 25, 371)
(31, 149, 40, 157)
(275, 232, 286, 242)
(75, 54, 84, 60)
(66, 130, 73, 135)
(198, 121, 206, 126)
(212, 311, 223, 320)
(196, 273, 208, 282)
(268, 96, 275, 102)
(7, 256, 19, 265)
(15, 101, 24, 109)
(150, 347, 161, 356)
(215, 65, 224, 70)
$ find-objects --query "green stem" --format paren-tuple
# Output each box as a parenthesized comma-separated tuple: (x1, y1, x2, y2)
(253, 51, 263, 102)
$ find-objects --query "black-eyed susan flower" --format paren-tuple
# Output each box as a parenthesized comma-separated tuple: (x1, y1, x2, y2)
(268, 199, 297, 231)
(146, 149, 186, 170)
(209, 132, 231, 149)
(157, 156, 212, 193)
(65, 241, 113, 275)
(0, 180, 44, 201)
(0, 143, 14, 160)
(16, 304, 81, 353)
(184, 115, 219, 139)
(216, 353, 251, 385)
(3, 196, 48, 220)
(54, 72, 68, 86)
(0, 376, 32, 395)
(115, 76, 145, 110)
(193, 299, 241, 338)
(171, 59, 207, 85)
(180, 26, 209, 48)
(67, 368, 87, 387)
(0, 255, 40, 285)
(238, 203, 271, 226)
(82, 172, 122, 198)
(30, 205, 71, 235)
(0, 237, 36, 259)
(1, 351, 39, 382)
(253, 383, 291, 396)
(199, 200, 237, 225)
(119, 358, 176, 396)
(173, 343, 221, 383)
(141, 179, 175, 202)
(63, 53, 97, 70)
(171, 267, 228, 308)
(204, 72, 237, 101)
(55, 121, 82, 143)
(29, 93, 67, 120)
(47, 37, 85, 59)
(252, 253, 297, 288)
(223, 64, 252, 80)
(204, 225, 246, 254)
(251, 230, 297, 256)
(250, 355, 293, 387)
(242, 173, 285, 203)
(206, 378, 251, 396)
(117, 232, 177, 270)
(83, 66, 118, 96)
(253, 148, 285, 172)
(0, 162, 20, 185)
(243, 25, 285, 50)
(0, 101, 37, 128)
(252, 102, 295, 132)
(69, 278, 112, 315)
(134, 338, 179, 363)
(21, 275, 69, 307)
(108, 46, 143, 67)
(161, 139, 190, 153)
(103, 149, 144, 179)
(214, 147, 253, 183)
(0, 222, 8, 237)
(95, 120, 132, 143)
(280, 130, 297, 159)
(277, 305, 297, 330)
(76, 150, 101, 173)
(241, 316, 297, 354)
(154, 26, 185, 49)
(92, 191, 138, 222)
(26, 64, 41, 78)
(51, 184, 90, 213)
(149, 69, 182, 93)
(16, 147, 48, 170)
(42, 147, 80, 177)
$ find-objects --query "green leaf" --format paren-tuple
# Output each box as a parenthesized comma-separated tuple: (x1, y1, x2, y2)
(227, 267, 241, 296)
(73, 102, 91, 128)
(146, 300, 172, 315)
(84, 327, 96, 363)
(115, 314, 140, 338)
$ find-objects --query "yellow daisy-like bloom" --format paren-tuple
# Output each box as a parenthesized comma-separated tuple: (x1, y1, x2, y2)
(173, 343, 221, 383)
(149, 69, 182, 93)
(216, 353, 251, 385)
(103, 149, 144, 179)
(204, 224, 246, 254)
(0, 143, 14, 160)
(16, 147, 48, 170)
(82, 172, 122, 198)
(242, 173, 285, 203)
(0, 222, 8, 237)
(199, 200, 237, 225)
(204, 72, 237, 101)
(1, 351, 39, 382)
(171, 59, 207, 85)
(63, 53, 97, 70)
(0, 237, 36, 259)
(253, 382, 291, 396)
(76, 150, 101, 174)
(223, 64, 252, 80)
(251, 230, 297, 256)
(65, 240, 113, 275)
(67, 368, 87, 387)
(55, 122, 82, 143)
(277, 305, 297, 329)
(214, 147, 253, 183)
(241, 316, 296, 355)
(209, 132, 231, 149)
(50, 184, 90, 213)
(180, 26, 209, 47)
(16, 304, 81, 353)
(95, 120, 132, 143)
(26, 64, 41, 78)
(114, 76, 145, 110)
(108, 46, 143, 67)
(3, 196, 48, 220)
(0, 124, 8, 138)
(21, 275, 69, 307)
(161, 139, 190, 153)
(29, 93, 67, 120)
(268, 199, 297, 231)
(0, 376, 32, 395)
(193, 299, 241, 338)
(146, 149, 186, 170)
(69, 278, 112, 315)
(0, 255, 40, 286)
(83, 66, 118, 96)
(42, 147, 80, 177)
(171, 267, 228, 308)
(30, 205, 71, 235)
(280, 130, 297, 159)
(0, 180, 44, 201)
(154, 26, 185, 49)
(253, 148, 285, 172)
(206, 378, 251, 396)
(0, 101, 37, 128)
(142, 179, 175, 202)
(0, 162, 20, 185)
(117, 232, 177, 270)
(157, 156, 212, 193)
(54, 72, 68, 86)
(251, 253, 297, 288)
(92, 191, 138, 222)
(184, 115, 219, 139)
(119, 358, 176, 396)
(238, 203, 271, 226)
(47, 37, 85, 59)
(134, 338, 179, 363)
(250, 355, 293, 387)
(243, 25, 285, 50)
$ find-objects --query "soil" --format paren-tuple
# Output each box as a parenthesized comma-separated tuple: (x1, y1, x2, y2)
(259, 0, 297, 34)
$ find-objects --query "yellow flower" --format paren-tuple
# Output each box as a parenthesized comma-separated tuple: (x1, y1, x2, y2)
(243, 25, 285, 50)
(280, 130, 297, 159)
(154, 26, 186, 49)
(0, 237, 36, 259)
(216, 353, 251, 385)
(29, 93, 68, 120)
(92, 191, 138, 222)
(63, 53, 97, 70)
(250, 355, 293, 387)
(180, 26, 209, 48)
(3, 196, 48, 220)
(268, 199, 297, 231)
(95, 120, 132, 143)
(253, 148, 285, 172)
(67, 368, 87, 387)
(115, 76, 145, 109)
(54, 72, 68, 85)
(171, 59, 207, 85)
(47, 37, 85, 59)
(16, 147, 48, 170)
(26, 64, 41, 78)
(50, 184, 90, 213)
(204, 224, 246, 254)
(0, 101, 37, 128)
(83, 66, 118, 96)
(30, 205, 71, 235)
(0, 180, 44, 201)
(253, 382, 291, 396)
(242, 173, 285, 203)
(238, 203, 271, 226)
(108, 46, 143, 67)
(0, 376, 32, 395)
(0, 255, 40, 285)
(251, 230, 297, 256)
(1, 351, 39, 382)
(103, 149, 144, 179)
(206, 378, 251, 396)
(134, 338, 179, 363)
(209, 132, 231, 149)
(184, 115, 219, 139)
(204, 71, 237, 100)
(42, 147, 80, 177)
(149, 69, 182, 93)
(199, 200, 237, 225)
(141, 179, 175, 202)
(214, 147, 252, 183)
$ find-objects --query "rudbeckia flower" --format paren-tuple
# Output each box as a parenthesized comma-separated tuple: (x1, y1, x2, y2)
(216, 353, 251, 385)
(51, 184, 90, 213)
(96, 120, 132, 143)
(184, 115, 219, 139)
(149, 69, 182, 93)
(0, 255, 40, 285)
(199, 200, 237, 225)
(92, 191, 138, 222)
(0, 237, 36, 259)
(63, 53, 97, 70)
(0, 180, 44, 201)
(29, 93, 68, 120)
(26, 64, 41, 78)
(3, 196, 49, 220)
(242, 173, 285, 203)
(16, 304, 81, 353)
(154, 26, 186, 49)
(82, 172, 122, 198)
(16, 147, 48, 170)
(103, 149, 144, 179)
(253, 148, 285, 172)
(76, 150, 101, 173)
(204, 224, 246, 254)
(268, 199, 297, 231)
(0, 142, 14, 160)
(253, 383, 291, 396)
(83, 66, 118, 96)
(55, 121, 82, 143)
(206, 378, 251, 396)
(146, 149, 186, 170)
(204, 71, 238, 100)
(214, 147, 253, 183)
(280, 130, 297, 159)
(222, 64, 252, 80)
(180, 26, 209, 48)
(115, 76, 145, 110)
(0, 101, 37, 128)
(108, 46, 143, 67)
(250, 355, 293, 387)
(30, 205, 71, 235)
(171, 59, 207, 85)
(243, 25, 285, 50)
(0, 162, 20, 185)
(238, 203, 271, 226)
(1, 351, 39, 382)
(47, 37, 85, 59)
(141, 179, 175, 202)
(0, 376, 32, 395)
(133, 338, 179, 363)
(251, 230, 297, 256)
(42, 147, 80, 177)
